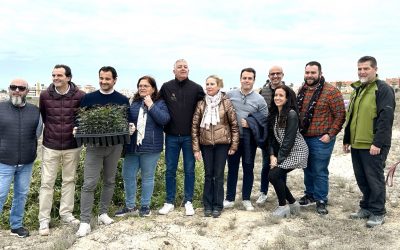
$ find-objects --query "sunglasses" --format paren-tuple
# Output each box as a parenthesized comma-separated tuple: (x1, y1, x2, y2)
(9, 85, 27, 91)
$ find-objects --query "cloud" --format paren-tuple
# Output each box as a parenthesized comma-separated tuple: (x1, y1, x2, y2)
(0, 0, 399, 90)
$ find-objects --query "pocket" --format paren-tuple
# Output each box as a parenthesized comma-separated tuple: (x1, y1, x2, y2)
(314, 136, 334, 157)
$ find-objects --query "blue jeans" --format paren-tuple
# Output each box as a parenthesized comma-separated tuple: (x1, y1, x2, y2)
(165, 135, 195, 203)
(122, 152, 161, 207)
(303, 136, 335, 202)
(0, 162, 33, 229)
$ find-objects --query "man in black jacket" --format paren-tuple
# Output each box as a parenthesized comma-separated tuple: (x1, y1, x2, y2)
(0, 79, 42, 238)
(158, 59, 204, 216)
(344, 56, 396, 227)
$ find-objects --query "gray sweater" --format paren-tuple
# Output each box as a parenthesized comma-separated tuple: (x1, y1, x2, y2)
(227, 89, 268, 136)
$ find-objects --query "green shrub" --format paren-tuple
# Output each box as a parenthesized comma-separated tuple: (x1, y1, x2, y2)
(0, 149, 204, 229)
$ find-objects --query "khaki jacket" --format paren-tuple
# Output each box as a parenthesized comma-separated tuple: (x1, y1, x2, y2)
(191, 94, 239, 152)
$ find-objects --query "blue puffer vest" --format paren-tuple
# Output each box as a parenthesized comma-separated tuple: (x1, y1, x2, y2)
(0, 101, 40, 165)
(124, 99, 170, 153)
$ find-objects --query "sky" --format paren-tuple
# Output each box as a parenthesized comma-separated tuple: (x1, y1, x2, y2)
(1, 0, 399, 92)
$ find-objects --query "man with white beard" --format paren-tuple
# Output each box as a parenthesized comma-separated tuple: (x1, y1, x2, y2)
(0, 79, 43, 238)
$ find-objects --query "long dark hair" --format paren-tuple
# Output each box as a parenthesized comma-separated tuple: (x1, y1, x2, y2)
(268, 85, 299, 128)
(132, 75, 160, 102)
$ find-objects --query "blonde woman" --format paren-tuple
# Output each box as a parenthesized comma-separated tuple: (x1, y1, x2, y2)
(192, 75, 239, 218)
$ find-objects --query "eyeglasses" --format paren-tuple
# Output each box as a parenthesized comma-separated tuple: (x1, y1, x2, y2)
(269, 72, 282, 76)
(9, 85, 27, 91)
(138, 85, 152, 89)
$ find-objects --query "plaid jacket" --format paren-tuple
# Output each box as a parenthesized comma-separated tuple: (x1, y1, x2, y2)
(298, 83, 346, 137)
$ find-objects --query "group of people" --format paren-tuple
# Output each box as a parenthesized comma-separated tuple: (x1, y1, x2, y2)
(0, 56, 395, 239)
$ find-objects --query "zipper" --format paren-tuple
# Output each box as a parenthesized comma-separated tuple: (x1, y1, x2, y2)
(18, 107, 22, 164)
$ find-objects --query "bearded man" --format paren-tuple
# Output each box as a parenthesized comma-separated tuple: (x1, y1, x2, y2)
(0, 79, 42, 238)
(296, 61, 345, 215)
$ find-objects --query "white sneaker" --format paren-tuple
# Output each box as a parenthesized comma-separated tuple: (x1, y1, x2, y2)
(61, 214, 80, 225)
(39, 220, 49, 236)
(75, 223, 91, 237)
(272, 205, 290, 218)
(289, 201, 301, 215)
(185, 201, 195, 216)
(98, 213, 114, 225)
(158, 203, 174, 215)
(256, 193, 268, 204)
(223, 200, 235, 208)
(242, 200, 254, 211)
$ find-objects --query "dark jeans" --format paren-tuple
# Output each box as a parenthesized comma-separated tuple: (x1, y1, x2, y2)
(226, 129, 257, 201)
(351, 147, 389, 216)
(260, 148, 270, 194)
(268, 167, 295, 206)
(201, 144, 230, 211)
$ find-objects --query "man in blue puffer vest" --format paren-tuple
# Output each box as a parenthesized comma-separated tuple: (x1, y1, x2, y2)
(0, 79, 43, 238)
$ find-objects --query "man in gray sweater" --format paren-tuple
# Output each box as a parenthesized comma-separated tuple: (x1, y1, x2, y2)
(224, 68, 268, 211)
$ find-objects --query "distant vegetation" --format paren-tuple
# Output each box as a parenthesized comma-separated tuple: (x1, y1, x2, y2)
(0, 150, 205, 229)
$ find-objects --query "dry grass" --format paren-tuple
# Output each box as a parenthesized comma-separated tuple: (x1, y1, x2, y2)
(226, 214, 237, 230)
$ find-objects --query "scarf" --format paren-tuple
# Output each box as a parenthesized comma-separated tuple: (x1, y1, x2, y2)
(136, 103, 147, 146)
(297, 76, 325, 134)
(200, 91, 222, 129)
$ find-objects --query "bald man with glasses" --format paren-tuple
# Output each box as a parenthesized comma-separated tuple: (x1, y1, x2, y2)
(257, 66, 286, 205)
(0, 79, 43, 238)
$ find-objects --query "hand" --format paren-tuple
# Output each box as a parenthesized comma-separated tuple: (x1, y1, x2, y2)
(194, 151, 202, 161)
(241, 118, 248, 128)
(370, 144, 381, 155)
(270, 155, 277, 168)
(72, 127, 78, 137)
(143, 95, 154, 109)
(228, 149, 236, 155)
(343, 144, 351, 153)
(319, 134, 331, 143)
(129, 123, 136, 135)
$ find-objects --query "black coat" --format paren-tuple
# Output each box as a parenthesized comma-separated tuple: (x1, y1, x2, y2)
(269, 110, 299, 164)
(160, 78, 204, 136)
